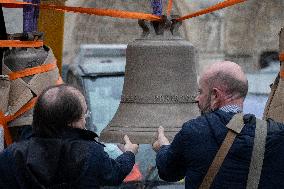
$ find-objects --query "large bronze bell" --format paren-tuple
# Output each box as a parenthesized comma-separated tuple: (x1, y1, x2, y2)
(4, 33, 48, 83)
(1, 33, 60, 141)
(100, 17, 200, 144)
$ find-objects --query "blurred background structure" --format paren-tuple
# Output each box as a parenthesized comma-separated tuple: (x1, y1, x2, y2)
(3, 0, 284, 117)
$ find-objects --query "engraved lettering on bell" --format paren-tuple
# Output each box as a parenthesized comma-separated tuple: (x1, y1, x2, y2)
(121, 95, 196, 104)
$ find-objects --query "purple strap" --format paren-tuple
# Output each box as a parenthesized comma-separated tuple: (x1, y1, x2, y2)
(151, 0, 163, 16)
(23, 0, 40, 33)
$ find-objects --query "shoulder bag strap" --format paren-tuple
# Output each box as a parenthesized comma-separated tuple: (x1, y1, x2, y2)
(246, 118, 267, 189)
(199, 113, 244, 189)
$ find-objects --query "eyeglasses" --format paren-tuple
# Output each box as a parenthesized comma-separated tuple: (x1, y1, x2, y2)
(84, 110, 91, 119)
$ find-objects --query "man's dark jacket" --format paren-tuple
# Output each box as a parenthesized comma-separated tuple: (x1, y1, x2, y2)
(0, 127, 135, 189)
(156, 110, 284, 189)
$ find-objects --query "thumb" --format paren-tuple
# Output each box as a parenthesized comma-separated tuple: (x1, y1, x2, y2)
(158, 126, 165, 136)
(124, 135, 131, 144)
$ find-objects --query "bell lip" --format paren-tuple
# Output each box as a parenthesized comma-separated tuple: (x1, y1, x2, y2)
(99, 102, 200, 144)
(99, 129, 176, 144)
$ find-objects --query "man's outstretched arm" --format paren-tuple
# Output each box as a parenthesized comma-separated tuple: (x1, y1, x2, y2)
(86, 135, 139, 186)
(153, 126, 186, 182)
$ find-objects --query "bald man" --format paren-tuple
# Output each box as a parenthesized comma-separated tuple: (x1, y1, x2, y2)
(0, 84, 138, 189)
(153, 61, 284, 189)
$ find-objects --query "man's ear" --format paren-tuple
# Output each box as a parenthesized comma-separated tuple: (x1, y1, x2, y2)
(211, 88, 219, 99)
(211, 87, 222, 109)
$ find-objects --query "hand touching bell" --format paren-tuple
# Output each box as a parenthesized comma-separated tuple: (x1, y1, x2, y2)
(152, 126, 170, 152)
(119, 135, 139, 155)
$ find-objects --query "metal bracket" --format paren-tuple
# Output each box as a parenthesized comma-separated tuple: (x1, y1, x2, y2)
(138, 15, 182, 38)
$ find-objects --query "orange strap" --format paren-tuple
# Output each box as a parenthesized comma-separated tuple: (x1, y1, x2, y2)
(0, 0, 35, 7)
(0, 0, 27, 3)
(6, 98, 38, 124)
(176, 0, 246, 21)
(0, 40, 43, 48)
(280, 71, 284, 79)
(2, 1, 161, 21)
(1, 0, 247, 22)
(0, 111, 13, 146)
(40, 4, 161, 21)
(279, 52, 284, 62)
(8, 62, 57, 80)
(0, 97, 37, 145)
(1, 0, 246, 22)
(166, 0, 173, 16)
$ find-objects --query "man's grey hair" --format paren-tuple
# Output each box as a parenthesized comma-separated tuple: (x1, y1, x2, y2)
(206, 71, 248, 99)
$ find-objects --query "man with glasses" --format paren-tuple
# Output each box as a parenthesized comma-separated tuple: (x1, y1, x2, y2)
(0, 84, 139, 189)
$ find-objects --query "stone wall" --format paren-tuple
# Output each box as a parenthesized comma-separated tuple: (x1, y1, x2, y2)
(224, 0, 284, 72)
(63, 0, 184, 66)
